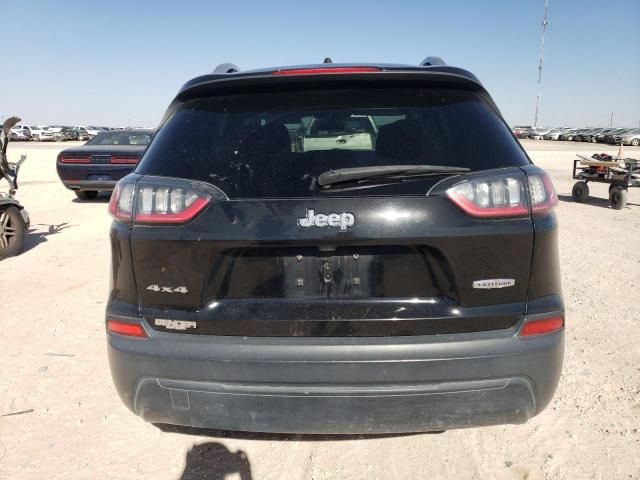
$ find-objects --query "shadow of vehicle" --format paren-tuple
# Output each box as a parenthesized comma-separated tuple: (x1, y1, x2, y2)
(23, 223, 71, 253)
(558, 194, 639, 209)
(179, 442, 252, 480)
(156, 423, 436, 441)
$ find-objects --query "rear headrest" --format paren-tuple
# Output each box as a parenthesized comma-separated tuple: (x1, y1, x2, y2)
(375, 119, 422, 158)
(238, 122, 291, 158)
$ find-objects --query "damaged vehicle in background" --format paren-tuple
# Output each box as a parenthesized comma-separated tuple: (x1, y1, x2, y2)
(73, 126, 101, 141)
(48, 126, 76, 142)
(9, 126, 29, 141)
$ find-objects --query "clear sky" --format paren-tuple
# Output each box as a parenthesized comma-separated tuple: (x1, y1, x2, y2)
(1, 0, 638, 128)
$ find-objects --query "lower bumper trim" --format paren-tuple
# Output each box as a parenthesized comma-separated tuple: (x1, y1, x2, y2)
(134, 376, 535, 434)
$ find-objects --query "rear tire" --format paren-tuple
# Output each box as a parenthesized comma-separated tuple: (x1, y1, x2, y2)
(0, 206, 26, 259)
(75, 190, 98, 200)
(631, 138, 640, 147)
(609, 186, 628, 210)
(572, 181, 589, 202)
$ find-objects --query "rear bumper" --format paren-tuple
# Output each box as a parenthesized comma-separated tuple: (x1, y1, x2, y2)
(57, 164, 134, 191)
(107, 314, 564, 434)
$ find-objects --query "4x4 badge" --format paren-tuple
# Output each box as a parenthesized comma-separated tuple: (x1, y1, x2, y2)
(298, 209, 355, 232)
(472, 279, 515, 289)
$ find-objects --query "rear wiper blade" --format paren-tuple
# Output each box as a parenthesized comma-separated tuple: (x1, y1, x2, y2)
(317, 164, 470, 188)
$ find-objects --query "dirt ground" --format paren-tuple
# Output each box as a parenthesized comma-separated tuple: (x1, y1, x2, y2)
(1, 140, 639, 480)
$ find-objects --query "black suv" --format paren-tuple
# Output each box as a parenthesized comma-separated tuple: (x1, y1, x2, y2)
(106, 58, 564, 434)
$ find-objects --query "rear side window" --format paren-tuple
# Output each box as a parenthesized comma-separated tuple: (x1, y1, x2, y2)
(138, 88, 529, 198)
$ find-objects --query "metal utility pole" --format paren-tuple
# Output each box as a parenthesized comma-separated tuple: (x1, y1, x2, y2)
(610, 112, 614, 127)
(534, 0, 549, 128)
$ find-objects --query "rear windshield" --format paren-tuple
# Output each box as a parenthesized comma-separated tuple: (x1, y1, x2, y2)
(138, 88, 529, 197)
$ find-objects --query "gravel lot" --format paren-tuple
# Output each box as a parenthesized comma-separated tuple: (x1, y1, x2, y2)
(1, 140, 639, 480)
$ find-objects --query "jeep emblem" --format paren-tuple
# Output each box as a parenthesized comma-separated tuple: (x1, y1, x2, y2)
(297, 209, 355, 232)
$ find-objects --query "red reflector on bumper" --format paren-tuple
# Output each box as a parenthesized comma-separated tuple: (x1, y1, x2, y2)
(519, 316, 564, 337)
(107, 319, 147, 338)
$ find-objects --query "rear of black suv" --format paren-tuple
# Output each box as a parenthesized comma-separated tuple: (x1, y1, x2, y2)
(106, 62, 563, 434)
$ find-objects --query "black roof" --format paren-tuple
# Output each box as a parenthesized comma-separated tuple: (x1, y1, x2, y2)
(161, 60, 497, 125)
(179, 62, 483, 95)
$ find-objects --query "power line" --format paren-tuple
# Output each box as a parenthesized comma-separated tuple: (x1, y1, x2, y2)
(534, 0, 549, 127)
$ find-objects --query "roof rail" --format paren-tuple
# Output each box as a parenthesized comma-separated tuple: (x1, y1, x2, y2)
(213, 63, 240, 74)
(420, 56, 446, 66)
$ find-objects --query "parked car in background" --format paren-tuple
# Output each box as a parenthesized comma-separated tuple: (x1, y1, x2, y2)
(543, 128, 571, 140)
(56, 129, 154, 199)
(602, 128, 633, 144)
(570, 128, 593, 142)
(9, 126, 29, 141)
(73, 126, 101, 140)
(61, 127, 76, 141)
(28, 125, 54, 141)
(19, 125, 37, 140)
(512, 125, 533, 138)
(576, 128, 605, 142)
(593, 128, 623, 143)
(48, 126, 76, 141)
(530, 127, 553, 140)
(614, 129, 640, 146)
(558, 128, 583, 141)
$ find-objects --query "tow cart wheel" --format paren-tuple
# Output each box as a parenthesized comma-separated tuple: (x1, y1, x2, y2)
(609, 186, 628, 210)
(0, 206, 26, 259)
(572, 181, 589, 202)
(631, 139, 640, 147)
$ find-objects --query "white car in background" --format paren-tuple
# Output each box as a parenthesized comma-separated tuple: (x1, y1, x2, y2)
(34, 125, 55, 141)
(10, 126, 30, 140)
(530, 127, 553, 140)
(22, 125, 54, 141)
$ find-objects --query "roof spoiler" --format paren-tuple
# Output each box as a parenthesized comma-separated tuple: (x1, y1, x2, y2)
(213, 63, 240, 74)
(214, 57, 445, 72)
(420, 56, 446, 66)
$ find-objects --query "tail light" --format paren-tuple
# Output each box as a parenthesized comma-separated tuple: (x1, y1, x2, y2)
(109, 177, 227, 225)
(446, 170, 557, 218)
(107, 319, 147, 338)
(59, 156, 90, 164)
(527, 173, 558, 215)
(110, 156, 139, 164)
(518, 315, 564, 337)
